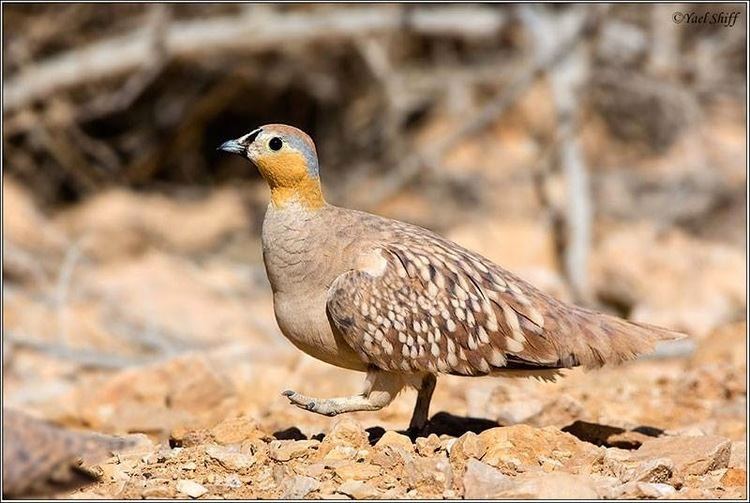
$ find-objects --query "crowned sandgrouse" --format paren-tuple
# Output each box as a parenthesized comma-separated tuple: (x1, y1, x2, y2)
(219, 124, 684, 430)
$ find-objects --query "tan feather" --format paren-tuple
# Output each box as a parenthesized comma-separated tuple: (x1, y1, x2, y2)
(326, 215, 685, 377)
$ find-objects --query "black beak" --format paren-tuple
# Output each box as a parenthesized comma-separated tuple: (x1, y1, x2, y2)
(218, 139, 246, 156)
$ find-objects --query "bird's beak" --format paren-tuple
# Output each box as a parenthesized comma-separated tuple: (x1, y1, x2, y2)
(218, 139, 246, 156)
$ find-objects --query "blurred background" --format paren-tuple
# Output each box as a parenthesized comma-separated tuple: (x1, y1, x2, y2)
(2, 3, 747, 499)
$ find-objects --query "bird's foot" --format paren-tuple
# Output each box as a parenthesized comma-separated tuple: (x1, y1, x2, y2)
(282, 390, 338, 416)
(405, 420, 432, 440)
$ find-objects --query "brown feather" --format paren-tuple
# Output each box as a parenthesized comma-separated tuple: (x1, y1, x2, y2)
(326, 213, 685, 376)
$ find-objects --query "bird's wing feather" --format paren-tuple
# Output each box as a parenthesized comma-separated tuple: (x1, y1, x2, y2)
(326, 229, 681, 376)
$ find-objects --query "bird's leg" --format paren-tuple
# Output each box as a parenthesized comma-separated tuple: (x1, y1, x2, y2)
(282, 369, 404, 417)
(408, 373, 437, 431)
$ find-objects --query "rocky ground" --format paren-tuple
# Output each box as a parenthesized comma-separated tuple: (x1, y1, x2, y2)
(2, 104, 746, 499)
(64, 327, 747, 500)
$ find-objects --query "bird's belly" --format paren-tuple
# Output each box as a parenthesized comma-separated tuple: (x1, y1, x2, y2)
(273, 291, 368, 372)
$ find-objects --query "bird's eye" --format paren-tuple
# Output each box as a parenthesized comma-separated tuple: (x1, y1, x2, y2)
(269, 137, 283, 151)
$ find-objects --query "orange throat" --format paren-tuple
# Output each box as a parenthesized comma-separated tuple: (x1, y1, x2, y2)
(270, 176, 325, 210)
(256, 150, 325, 210)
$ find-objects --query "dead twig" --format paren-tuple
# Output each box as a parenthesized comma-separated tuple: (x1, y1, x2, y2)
(3, 6, 506, 113)
(76, 4, 171, 122)
(520, 5, 595, 305)
(54, 238, 88, 348)
(360, 5, 602, 208)
(3, 330, 162, 370)
(31, 123, 101, 193)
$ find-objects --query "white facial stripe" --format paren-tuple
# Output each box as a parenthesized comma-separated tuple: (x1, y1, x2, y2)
(238, 128, 262, 144)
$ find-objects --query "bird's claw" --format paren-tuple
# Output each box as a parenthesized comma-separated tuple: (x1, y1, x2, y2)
(282, 389, 337, 416)
(283, 389, 315, 411)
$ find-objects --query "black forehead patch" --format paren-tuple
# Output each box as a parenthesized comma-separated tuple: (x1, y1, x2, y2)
(243, 128, 262, 145)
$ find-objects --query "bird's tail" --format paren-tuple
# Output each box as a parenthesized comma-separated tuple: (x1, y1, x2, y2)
(556, 308, 687, 369)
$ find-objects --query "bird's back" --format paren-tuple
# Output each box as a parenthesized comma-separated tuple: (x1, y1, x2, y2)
(322, 207, 684, 376)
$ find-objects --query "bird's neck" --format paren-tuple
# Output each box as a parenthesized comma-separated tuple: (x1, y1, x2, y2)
(270, 176, 326, 210)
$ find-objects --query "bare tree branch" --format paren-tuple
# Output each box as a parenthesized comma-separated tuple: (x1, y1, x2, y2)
(360, 5, 603, 208)
(3, 6, 507, 113)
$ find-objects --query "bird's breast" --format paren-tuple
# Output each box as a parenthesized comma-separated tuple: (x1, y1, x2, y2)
(261, 205, 341, 294)
(260, 204, 367, 371)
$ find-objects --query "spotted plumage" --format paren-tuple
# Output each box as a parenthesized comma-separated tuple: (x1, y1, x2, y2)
(219, 124, 685, 430)
(326, 215, 678, 377)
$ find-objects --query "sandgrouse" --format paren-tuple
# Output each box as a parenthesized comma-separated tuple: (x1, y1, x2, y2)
(220, 124, 684, 431)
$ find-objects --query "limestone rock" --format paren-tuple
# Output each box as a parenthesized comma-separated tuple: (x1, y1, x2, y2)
(210, 416, 265, 445)
(280, 475, 320, 499)
(322, 445, 359, 461)
(78, 354, 235, 434)
(337, 480, 380, 499)
(730, 441, 746, 469)
(205, 444, 256, 472)
(404, 453, 453, 497)
(141, 484, 176, 499)
(318, 417, 368, 459)
(630, 457, 674, 483)
(633, 435, 731, 477)
(462, 459, 514, 499)
(477, 425, 601, 474)
(268, 440, 319, 462)
(170, 426, 212, 448)
(334, 462, 381, 481)
(615, 481, 677, 498)
(374, 431, 414, 452)
(175, 479, 208, 499)
(371, 442, 413, 471)
(497, 472, 602, 499)
(415, 434, 441, 457)
(495, 398, 545, 426)
(527, 394, 585, 428)
(448, 431, 484, 475)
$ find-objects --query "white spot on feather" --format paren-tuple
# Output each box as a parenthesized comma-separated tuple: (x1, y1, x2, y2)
(431, 343, 440, 357)
(488, 348, 506, 366)
(506, 338, 524, 353)
(447, 353, 459, 367)
(476, 358, 490, 373)
(358, 250, 388, 277)
(383, 340, 393, 355)
(477, 326, 490, 344)
(437, 359, 450, 372)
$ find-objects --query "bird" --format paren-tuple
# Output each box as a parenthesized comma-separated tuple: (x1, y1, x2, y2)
(219, 124, 685, 431)
(2, 409, 137, 498)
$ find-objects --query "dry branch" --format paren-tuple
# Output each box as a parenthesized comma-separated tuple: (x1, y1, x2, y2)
(3, 6, 506, 113)
(359, 5, 603, 208)
(3, 330, 162, 369)
(520, 5, 594, 305)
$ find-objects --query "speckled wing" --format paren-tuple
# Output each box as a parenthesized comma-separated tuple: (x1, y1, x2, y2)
(326, 230, 681, 376)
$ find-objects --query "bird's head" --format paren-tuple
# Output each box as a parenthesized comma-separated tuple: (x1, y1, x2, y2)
(219, 124, 324, 209)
